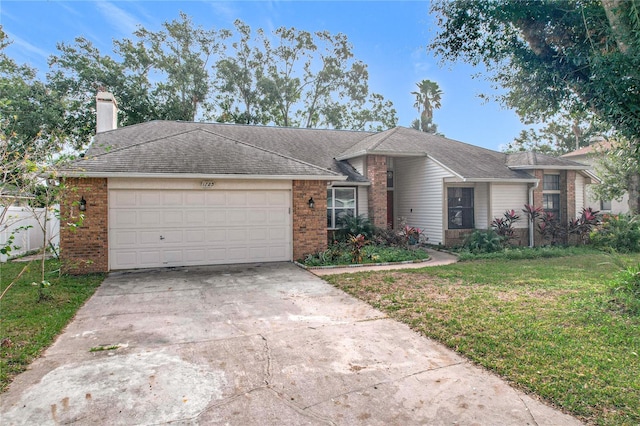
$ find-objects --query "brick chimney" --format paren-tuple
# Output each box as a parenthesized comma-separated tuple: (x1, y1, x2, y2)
(96, 92, 118, 133)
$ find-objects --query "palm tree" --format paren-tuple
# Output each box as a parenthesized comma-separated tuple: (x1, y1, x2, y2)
(411, 80, 442, 133)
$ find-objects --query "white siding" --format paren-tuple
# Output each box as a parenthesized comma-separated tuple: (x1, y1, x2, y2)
(575, 174, 585, 216)
(474, 182, 490, 229)
(357, 186, 369, 218)
(395, 157, 453, 244)
(348, 156, 365, 176)
(490, 183, 529, 228)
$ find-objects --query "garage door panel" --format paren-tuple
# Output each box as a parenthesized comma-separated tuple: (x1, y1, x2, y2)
(139, 211, 161, 226)
(162, 211, 183, 225)
(110, 189, 291, 270)
(206, 229, 227, 242)
(162, 192, 183, 205)
(185, 210, 206, 225)
(185, 230, 205, 243)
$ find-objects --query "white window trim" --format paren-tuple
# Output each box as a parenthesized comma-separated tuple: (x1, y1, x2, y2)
(327, 187, 357, 230)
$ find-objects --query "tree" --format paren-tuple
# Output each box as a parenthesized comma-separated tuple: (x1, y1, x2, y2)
(0, 28, 67, 157)
(503, 113, 612, 155)
(214, 20, 397, 130)
(429, 0, 640, 212)
(411, 79, 442, 133)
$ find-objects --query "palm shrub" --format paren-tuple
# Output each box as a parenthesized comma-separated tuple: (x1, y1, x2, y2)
(335, 215, 375, 242)
(463, 229, 503, 253)
(491, 209, 520, 246)
(591, 214, 640, 252)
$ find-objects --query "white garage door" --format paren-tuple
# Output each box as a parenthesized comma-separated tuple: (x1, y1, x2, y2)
(109, 189, 291, 270)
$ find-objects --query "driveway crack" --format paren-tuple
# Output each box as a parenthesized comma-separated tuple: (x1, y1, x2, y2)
(259, 334, 272, 385)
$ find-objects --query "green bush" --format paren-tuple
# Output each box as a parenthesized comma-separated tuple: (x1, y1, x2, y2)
(334, 215, 375, 242)
(463, 229, 503, 254)
(590, 214, 640, 253)
(608, 264, 640, 315)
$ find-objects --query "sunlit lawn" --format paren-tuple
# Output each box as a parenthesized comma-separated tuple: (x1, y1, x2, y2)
(326, 252, 640, 425)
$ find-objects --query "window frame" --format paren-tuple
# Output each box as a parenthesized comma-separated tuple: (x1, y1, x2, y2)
(600, 199, 612, 211)
(327, 187, 357, 229)
(542, 173, 561, 220)
(447, 187, 474, 230)
(543, 193, 561, 220)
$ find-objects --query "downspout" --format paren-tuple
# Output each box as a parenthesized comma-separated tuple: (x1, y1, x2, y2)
(528, 180, 539, 248)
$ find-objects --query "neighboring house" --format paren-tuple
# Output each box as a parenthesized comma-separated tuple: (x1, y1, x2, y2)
(562, 141, 628, 214)
(59, 93, 595, 273)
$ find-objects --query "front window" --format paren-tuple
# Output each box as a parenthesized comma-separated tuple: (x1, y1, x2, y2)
(543, 194, 560, 220)
(448, 187, 474, 229)
(543, 174, 560, 190)
(600, 199, 612, 211)
(327, 187, 356, 229)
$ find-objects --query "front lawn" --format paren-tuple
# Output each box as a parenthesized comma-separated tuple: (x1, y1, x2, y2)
(325, 252, 640, 425)
(0, 259, 104, 392)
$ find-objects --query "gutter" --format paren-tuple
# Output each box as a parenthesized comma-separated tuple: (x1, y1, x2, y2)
(528, 180, 539, 248)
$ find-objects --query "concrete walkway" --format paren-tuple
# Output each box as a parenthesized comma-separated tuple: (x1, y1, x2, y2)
(311, 248, 458, 276)
(0, 263, 581, 425)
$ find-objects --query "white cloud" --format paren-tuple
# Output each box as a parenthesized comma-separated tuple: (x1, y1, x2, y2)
(5, 32, 49, 60)
(95, 1, 141, 37)
(208, 1, 238, 24)
(410, 46, 432, 75)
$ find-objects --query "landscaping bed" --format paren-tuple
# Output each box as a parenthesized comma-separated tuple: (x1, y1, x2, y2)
(325, 252, 640, 425)
(301, 243, 429, 267)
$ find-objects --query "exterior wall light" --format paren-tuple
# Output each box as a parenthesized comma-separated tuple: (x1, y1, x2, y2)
(79, 196, 87, 212)
(308, 197, 315, 209)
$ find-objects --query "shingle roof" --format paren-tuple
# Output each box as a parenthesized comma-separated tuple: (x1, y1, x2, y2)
(78, 121, 367, 180)
(337, 127, 537, 180)
(70, 121, 590, 181)
(506, 151, 588, 169)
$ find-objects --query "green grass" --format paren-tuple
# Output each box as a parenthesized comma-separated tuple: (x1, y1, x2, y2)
(325, 252, 640, 425)
(0, 259, 104, 392)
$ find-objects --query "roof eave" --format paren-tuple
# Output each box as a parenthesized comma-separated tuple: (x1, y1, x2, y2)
(58, 172, 347, 181)
(444, 177, 539, 184)
(508, 165, 588, 170)
(335, 150, 426, 161)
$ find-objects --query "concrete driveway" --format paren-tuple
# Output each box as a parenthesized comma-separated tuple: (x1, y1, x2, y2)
(1, 263, 581, 425)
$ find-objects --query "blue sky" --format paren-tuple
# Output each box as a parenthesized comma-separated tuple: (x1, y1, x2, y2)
(1, 0, 528, 151)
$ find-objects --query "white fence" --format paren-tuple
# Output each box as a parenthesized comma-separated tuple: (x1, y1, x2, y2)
(0, 206, 60, 262)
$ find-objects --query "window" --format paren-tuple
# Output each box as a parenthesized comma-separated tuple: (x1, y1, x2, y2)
(447, 187, 474, 229)
(543, 174, 560, 190)
(327, 187, 356, 229)
(600, 199, 612, 211)
(543, 194, 560, 220)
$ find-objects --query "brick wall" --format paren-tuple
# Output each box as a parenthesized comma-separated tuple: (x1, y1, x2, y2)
(292, 180, 327, 261)
(565, 170, 576, 220)
(60, 178, 109, 274)
(366, 155, 387, 228)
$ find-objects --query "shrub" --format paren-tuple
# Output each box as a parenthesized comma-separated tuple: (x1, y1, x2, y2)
(334, 215, 375, 242)
(491, 209, 520, 245)
(608, 263, 640, 315)
(373, 226, 405, 247)
(347, 234, 369, 263)
(591, 214, 640, 253)
(463, 229, 503, 254)
(568, 207, 600, 245)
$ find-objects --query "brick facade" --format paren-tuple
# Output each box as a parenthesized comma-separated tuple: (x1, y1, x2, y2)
(366, 155, 387, 228)
(292, 180, 327, 261)
(60, 178, 109, 274)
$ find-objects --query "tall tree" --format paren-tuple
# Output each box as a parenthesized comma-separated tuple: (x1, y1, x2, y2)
(214, 20, 397, 130)
(429, 0, 640, 212)
(411, 79, 442, 133)
(0, 28, 67, 156)
(503, 112, 611, 155)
